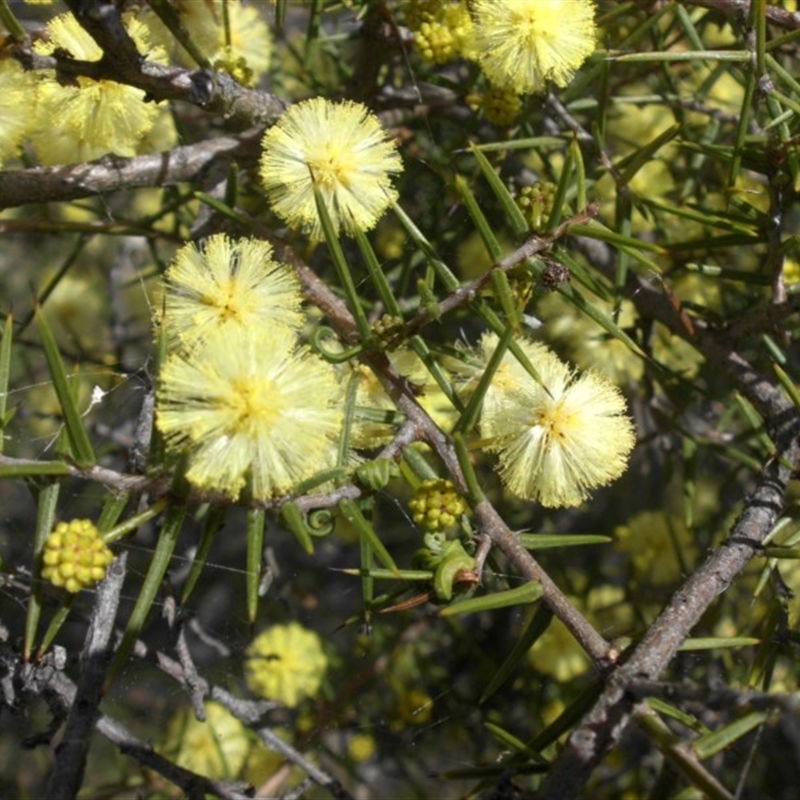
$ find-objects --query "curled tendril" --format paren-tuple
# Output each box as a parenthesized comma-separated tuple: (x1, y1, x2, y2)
(311, 326, 364, 363)
(308, 508, 335, 537)
(279, 503, 335, 550)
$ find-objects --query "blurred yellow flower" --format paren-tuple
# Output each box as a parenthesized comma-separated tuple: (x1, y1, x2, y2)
(158, 234, 303, 352)
(259, 97, 402, 240)
(32, 13, 164, 164)
(536, 292, 644, 384)
(348, 732, 377, 763)
(160, 701, 256, 780)
(528, 617, 591, 682)
(0, 57, 38, 166)
(245, 622, 328, 707)
(615, 511, 699, 587)
(471, 0, 597, 94)
(156, 326, 343, 500)
(395, 687, 433, 726)
(348, 349, 457, 449)
(145, 0, 272, 86)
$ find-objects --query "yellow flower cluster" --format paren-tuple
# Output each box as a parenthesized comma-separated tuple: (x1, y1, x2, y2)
(155, 234, 344, 501)
(157, 236, 303, 352)
(475, 84, 523, 128)
(41, 519, 114, 593)
(408, 478, 467, 532)
(245, 622, 328, 707)
(405, 0, 596, 95)
(412, 2, 475, 65)
(32, 13, 166, 165)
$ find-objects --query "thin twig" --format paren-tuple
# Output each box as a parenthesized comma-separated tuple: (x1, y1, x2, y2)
(45, 552, 127, 800)
(0, 132, 262, 210)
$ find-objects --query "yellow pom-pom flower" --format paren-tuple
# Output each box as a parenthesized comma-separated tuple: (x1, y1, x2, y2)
(32, 13, 164, 164)
(41, 519, 114, 594)
(158, 234, 303, 352)
(259, 97, 402, 240)
(245, 622, 328, 707)
(465, 333, 636, 508)
(156, 325, 344, 500)
(471, 0, 597, 94)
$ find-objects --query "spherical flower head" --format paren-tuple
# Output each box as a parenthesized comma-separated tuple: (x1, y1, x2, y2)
(160, 701, 254, 780)
(477, 84, 522, 127)
(408, 478, 467, 532)
(158, 234, 304, 351)
(32, 13, 165, 164)
(413, 2, 475, 65)
(348, 732, 377, 763)
(259, 97, 402, 240)
(473, 333, 636, 508)
(156, 326, 344, 500)
(245, 622, 328, 707)
(471, 0, 597, 94)
(0, 57, 38, 167)
(41, 519, 114, 593)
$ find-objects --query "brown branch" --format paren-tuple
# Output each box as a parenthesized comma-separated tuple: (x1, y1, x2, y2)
(296, 257, 614, 669)
(13, 641, 252, 799)
(538, 427, 800, 799)
(403, 206, 598, 338)
(678, 0, 800, 29)
(0, 131, 262, 210)
(45, 552, 127, 800)
(17, 0, 285, 128)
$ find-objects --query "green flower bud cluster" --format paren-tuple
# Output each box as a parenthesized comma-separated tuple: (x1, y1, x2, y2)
(515, 181, 558, 231)
(41, 519, 114, 594)
(480, 84, 522, 127)
(409, 478, 466, 532)
(403, 0, 442, 31)
(413, 532, 476, 601)
(411, 2, 474, 65)
(212, 47, 255, 88)
(371, 314, 406, 349)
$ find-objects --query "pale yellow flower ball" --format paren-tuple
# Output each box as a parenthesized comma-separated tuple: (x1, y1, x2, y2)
(259, 97, 402, 240)
(160, 702, 255, 780)
(245, 622, 328, 707)
(471, 0, 597, 94)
